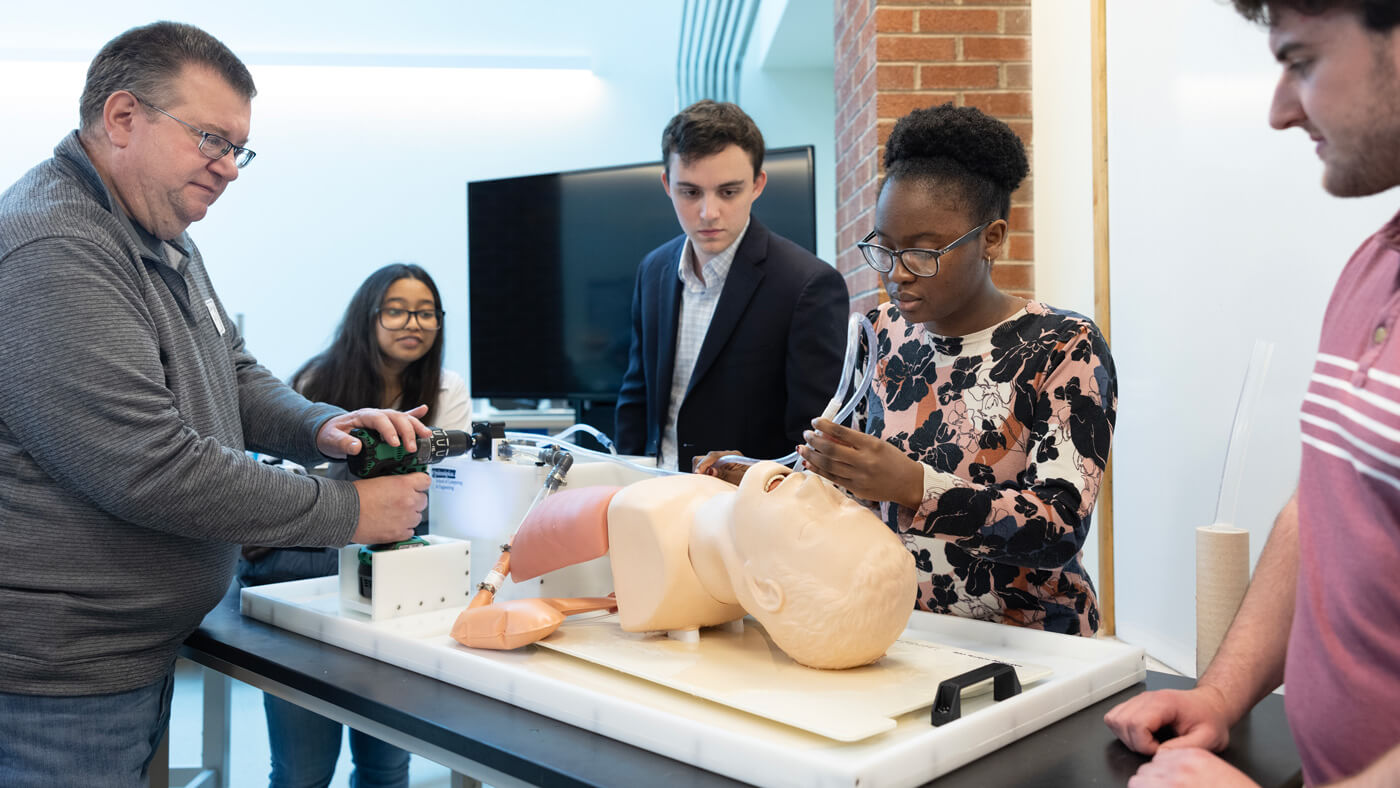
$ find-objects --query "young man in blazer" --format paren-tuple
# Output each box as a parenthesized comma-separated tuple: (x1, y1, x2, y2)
(615, 100, 849, 471)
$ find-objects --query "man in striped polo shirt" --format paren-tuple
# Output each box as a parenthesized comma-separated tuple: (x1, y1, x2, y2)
(1105, 2, 1400, 785)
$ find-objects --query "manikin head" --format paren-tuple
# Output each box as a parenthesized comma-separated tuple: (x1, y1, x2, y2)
(691, 462, 916, 669)
(79, 22, 256, 241)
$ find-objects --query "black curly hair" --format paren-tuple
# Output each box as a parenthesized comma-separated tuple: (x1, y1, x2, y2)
(881, 102, 1028, 224)
(1230, 0, 1400, 30)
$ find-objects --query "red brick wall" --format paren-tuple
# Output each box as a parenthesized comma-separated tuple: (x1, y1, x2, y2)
(835, 1, 1032, 315)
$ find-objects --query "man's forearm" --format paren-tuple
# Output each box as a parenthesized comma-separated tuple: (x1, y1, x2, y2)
(1197, 490, 1299, 722)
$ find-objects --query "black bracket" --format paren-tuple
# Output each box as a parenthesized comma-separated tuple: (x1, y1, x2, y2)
(470, 421, 506, 460)
(930, 662, 1023, 726)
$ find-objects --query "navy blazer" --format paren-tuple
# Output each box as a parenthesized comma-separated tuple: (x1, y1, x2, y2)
(614, 218, 849, 470)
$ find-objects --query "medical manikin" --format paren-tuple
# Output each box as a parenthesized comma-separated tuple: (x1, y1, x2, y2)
(451, 461, 916, 670)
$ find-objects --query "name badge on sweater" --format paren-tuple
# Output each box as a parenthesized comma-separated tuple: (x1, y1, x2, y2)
(205, 298, 226, 336)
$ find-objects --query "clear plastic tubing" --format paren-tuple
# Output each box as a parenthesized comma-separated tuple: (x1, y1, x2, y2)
(768, 311, 879, 467)
(551, 423, 618, 454)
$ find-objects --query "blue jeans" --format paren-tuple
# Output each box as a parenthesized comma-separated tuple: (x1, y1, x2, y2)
(0, 668, 174, 788)
(264, 693, 410, 788)
(240, 548, 410, 788)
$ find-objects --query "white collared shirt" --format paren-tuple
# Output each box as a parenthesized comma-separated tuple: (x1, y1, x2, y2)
(658, 221, 750, 470)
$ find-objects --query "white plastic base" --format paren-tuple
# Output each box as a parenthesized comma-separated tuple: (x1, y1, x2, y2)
(337, 536, 471, 621)
(243, 577, 1144, 787)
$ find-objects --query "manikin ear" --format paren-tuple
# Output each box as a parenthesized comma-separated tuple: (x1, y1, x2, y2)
(103, 90, 142, 149)
(744, 565, 784, 614)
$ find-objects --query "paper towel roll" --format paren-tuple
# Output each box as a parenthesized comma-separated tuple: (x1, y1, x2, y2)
(1196, 524, 1250, 676)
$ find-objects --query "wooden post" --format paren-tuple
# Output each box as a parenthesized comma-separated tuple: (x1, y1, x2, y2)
(1091, 0, 1115, 635)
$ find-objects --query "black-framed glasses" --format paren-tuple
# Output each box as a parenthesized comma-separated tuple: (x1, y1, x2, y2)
(377, 307, 443, 330)
(126, 90, 256, 168)
(857, 221, 991, 278)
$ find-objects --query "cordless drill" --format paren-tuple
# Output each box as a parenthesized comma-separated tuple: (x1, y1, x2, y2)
(347, 422, 503, 598)
(346, 426, 472, 479)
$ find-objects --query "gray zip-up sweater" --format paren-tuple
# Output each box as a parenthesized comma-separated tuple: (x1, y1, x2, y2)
(0, 133, 359, 695)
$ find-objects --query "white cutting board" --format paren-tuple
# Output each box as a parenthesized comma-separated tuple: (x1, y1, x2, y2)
(538, 613, 1049, 741)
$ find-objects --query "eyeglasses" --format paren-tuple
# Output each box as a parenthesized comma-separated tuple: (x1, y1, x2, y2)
(126, 91, 256, 168)
(377, 307, 443, 330)
(857, 221, 992, 278)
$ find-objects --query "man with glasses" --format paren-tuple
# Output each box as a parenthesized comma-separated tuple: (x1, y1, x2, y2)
(615, 100, 849, 472)
(0, 22, 430, 786)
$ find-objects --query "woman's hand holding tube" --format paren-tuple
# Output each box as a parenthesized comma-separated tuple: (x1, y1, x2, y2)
(798, 418, 924, 509)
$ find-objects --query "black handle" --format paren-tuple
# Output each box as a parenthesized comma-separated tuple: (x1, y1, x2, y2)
(930, 662, 1022, 726)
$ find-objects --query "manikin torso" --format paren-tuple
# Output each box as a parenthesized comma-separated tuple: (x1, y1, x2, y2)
(607, 472, 745, 631)
(611, 462, 916, 669)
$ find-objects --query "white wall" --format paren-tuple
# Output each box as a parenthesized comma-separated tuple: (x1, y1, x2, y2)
(1033, 0, 1400, 671)
(742, 0, 838, 265)
(1105, 2, 1396, 674)
(1031, 0, 1099, 592)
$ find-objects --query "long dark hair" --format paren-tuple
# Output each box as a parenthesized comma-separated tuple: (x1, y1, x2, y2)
(292, 263, 444, 418)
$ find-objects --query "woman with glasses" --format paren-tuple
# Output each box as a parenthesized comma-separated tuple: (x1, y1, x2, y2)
(238, 262, 467, 788)
(797, 103, 1117, 636)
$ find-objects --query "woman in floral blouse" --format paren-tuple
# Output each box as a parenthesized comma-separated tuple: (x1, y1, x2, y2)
(797, 104, 1117, 635)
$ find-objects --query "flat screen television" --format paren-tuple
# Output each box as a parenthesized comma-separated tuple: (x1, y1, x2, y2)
(467, 145, 817, 433)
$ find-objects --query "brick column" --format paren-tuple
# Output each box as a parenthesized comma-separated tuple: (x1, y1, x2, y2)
(835, 1, 1032, 315)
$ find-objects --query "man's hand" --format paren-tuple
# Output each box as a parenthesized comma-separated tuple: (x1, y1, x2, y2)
(318, 405, 431, 459)
(797, 417, 924, 507)
(1127, 747, 1258, 788)
(1104, 686, 1235, 756)
(692, 450, 753, 485)
(350, 473, 430, 544)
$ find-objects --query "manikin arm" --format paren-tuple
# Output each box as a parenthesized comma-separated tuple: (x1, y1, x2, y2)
(451, 485, 621, 650)
(508, 485, 620, 581)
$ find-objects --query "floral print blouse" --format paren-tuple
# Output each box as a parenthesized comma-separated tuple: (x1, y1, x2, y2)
(858, 301, 1117, 635)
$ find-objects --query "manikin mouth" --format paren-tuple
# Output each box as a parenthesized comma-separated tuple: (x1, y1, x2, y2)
(765, 469, 805, 492)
